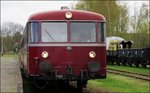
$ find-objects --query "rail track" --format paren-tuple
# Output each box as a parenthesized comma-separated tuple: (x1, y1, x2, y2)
(107, 68, 150, 81)
(22, 76, 108, 93)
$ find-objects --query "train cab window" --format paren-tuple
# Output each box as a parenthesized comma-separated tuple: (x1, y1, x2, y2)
(41, 22, 67, 42)
(29, 23, 39, 42)
(70, 22, 96, 42)
(98, 23, 106, 42)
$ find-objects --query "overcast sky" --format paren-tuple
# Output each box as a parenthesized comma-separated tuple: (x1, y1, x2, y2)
(1, 1, 77, 26)
(1, 1, 149, 27)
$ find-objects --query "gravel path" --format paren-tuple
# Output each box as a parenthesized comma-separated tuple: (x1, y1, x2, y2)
(1, 56, 23, 93)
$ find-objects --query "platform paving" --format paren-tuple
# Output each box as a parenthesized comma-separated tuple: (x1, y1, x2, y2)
(1, 56, 23, 93)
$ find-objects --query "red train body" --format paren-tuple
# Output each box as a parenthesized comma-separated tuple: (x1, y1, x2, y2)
(19, 10, 106, 89)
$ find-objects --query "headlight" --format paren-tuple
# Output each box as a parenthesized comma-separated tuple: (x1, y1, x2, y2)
(65, 12, 72, 19)
(89, 51, 96, 58)
(41, 51, 49, 58)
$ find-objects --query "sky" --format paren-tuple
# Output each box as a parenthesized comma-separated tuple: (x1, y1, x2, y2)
(1, 1, 149, 27)
(1, 1, 77, 26)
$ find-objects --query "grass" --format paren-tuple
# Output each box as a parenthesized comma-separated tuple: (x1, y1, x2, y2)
(1, 54, 17, 57)
(88, 73, 150, 93)
(107, 65, 150, 75)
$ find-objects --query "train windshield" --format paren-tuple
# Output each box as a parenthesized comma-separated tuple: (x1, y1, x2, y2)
(41, 22, 67, 42)
(70, 22, 96, 43)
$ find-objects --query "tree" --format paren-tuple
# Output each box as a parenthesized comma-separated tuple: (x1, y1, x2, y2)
(130, 3, 149, 48)
(1, 22, 24, 36)
(75, 0, 129, 36)
(1, 22, 24, 53)
(75, 1, 149, 48)
(115, 3, 129, 33)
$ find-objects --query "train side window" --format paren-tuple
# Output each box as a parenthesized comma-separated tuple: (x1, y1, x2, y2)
(29, 22, 39, 43)
(98, 23, 106, 42)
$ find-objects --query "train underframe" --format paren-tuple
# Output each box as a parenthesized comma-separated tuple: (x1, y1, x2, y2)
(107, 55, 149, 68)
(21, 64, 106, 90)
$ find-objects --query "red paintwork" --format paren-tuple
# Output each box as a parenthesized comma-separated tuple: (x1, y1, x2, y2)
(21, 10, 106, 77)
(29, 10, 105, 21)
(28, 46, 106, 75)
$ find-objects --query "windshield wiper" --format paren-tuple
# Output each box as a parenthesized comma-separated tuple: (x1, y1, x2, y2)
(44, 29, 55, 41)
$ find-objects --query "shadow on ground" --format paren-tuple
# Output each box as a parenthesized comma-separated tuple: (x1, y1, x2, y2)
(22, 72, 83, 93)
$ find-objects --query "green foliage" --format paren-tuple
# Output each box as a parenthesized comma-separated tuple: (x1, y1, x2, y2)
(75, 0, 129, 36)
(75, 1, 149, 48)
(1, 22, 23, 53)
(113, 32, 150, 48)
(130, 4, 149, 33)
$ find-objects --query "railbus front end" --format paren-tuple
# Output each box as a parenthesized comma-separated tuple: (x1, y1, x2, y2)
(19, 10, 106, 90)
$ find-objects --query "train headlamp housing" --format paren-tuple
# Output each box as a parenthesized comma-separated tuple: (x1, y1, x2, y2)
(41, 51, 49, 58)
(89, 51, 96, 58)
(65, 12, 72, 19)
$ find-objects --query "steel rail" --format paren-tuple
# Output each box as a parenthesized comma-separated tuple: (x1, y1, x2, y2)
(107, 68, 150, 81)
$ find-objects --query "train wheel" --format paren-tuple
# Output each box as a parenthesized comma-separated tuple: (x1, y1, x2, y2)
(33, 74, 49, 89)
(20, 68, 29, 80)
(33, 79, 48, 89)
(77, 80, 83, 91)
(56, 80, 69, 88)
(83, 80, 87, 88)
(47, 80, 55, 87)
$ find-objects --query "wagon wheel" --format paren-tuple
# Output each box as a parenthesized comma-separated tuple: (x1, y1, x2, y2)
(124, 59, 127, 66)
(111, 61, 115, 65)
(122, 59, 126, 66)
(107, 58, 110, 64)
(141, 62, 147, 68)
(129, 63, 132, 67)
(120, 58, 123, 66)
(142, 64, 146, 68)
(127, 59, 132, 67)
(123, 62, 126, 66)
(116, 61, 120, 66)
(135, 60, 140, 68)
(120, 59, 125, 65)
(135, 63, 139, 67)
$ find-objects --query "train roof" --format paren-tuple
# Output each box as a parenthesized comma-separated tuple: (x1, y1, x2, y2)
(28, 10, 105, 21)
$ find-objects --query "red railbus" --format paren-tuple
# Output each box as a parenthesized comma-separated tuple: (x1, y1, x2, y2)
(19, 10, 106, 89)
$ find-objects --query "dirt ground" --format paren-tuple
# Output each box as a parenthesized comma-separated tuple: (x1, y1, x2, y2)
(1, 56, 23, 93)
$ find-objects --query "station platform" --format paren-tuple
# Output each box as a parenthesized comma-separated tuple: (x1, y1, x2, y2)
(1, 56, 23, 93)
